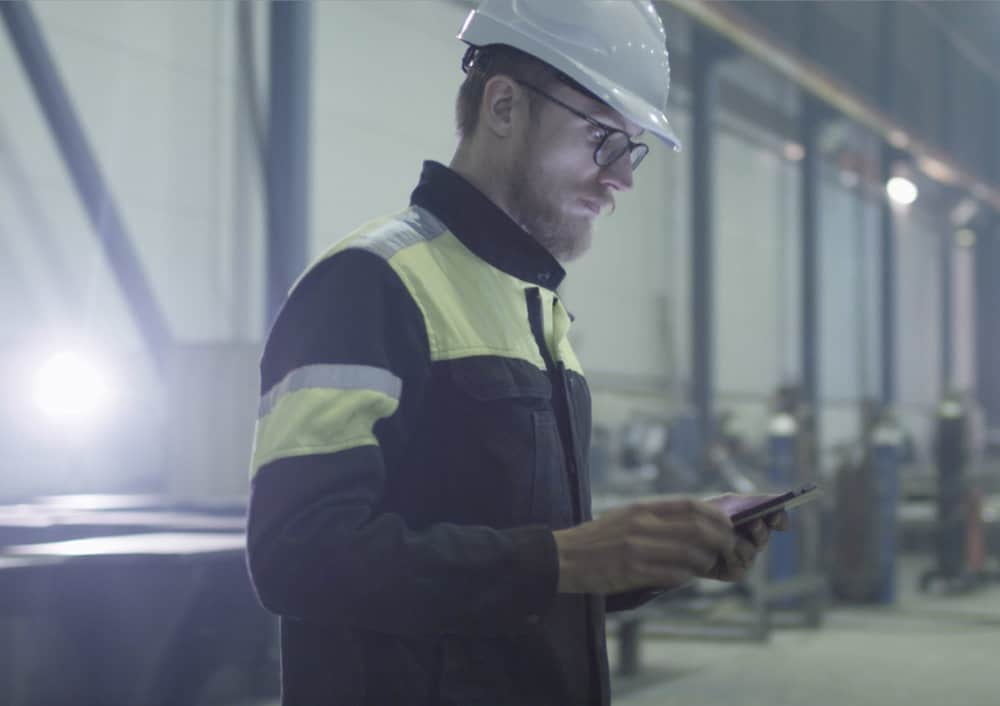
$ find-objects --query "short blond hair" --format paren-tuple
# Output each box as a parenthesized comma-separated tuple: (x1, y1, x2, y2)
(455, 45, 561, 139)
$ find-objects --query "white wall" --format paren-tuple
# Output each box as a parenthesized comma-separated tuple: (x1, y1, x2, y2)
(713, 125, 802, 441)
(895, 203, 944, 452)
(310, 0, 468, 255)
(816, 164, 882, 472)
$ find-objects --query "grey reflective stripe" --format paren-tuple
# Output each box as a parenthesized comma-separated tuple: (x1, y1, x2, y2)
(354, 206, 447, 260)
(402, 205, 447, 241)
(258, 364, 402, 418)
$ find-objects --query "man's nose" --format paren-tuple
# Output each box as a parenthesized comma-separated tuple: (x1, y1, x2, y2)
(599, 154, 634, 191)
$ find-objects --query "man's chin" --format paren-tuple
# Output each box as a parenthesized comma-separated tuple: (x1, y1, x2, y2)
(550, 227, 593, 263)
(521, 209, 594, 262)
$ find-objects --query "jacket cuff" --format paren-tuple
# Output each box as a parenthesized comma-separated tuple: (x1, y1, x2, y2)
(605, 587, 666, 613)
(507, 525, 559, 627)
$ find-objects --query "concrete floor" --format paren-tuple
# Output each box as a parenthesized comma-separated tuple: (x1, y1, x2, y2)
(610, 554, 1000, 706)
(253, 555, 999, 706)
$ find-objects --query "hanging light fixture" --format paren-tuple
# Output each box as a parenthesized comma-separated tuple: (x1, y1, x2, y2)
(886, 176, 918, 206)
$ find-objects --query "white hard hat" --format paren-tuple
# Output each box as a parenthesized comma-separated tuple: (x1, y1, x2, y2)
(457, 0, 680, 150)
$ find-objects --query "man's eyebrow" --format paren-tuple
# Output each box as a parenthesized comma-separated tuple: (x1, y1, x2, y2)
(602, 117, 645, 141)
(589, 103, 643, 139)
(588, 107, 623, 130)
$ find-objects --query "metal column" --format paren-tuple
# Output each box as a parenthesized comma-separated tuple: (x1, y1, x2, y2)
(877, 3, 897, 406)
(800, 95, 824, 427)
(878, 145, 896, 406)
(938, 37, 957, 396)
(940, 223, 954, 392)
(1, 3, 172, 376)
(983, 88, 1000, 427)
(690, 27, 726, 450)
(977, 220, 1000, 427)
(977, 72, 1000, 425)
(797, 96, 828, 622)
(266, 1, 313, 325)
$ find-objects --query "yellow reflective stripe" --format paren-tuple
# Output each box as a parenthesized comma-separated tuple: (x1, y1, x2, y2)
(390, 232, 547, 369)
(250, 387, 398, 478)
(552, 298, 584, 376)
(556, 341, 584, 377)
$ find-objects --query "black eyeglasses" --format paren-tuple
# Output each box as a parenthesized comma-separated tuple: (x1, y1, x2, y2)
(516, 80, 649, 171)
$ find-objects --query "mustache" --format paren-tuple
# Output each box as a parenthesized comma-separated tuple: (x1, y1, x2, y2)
(582, 194, 615, 215)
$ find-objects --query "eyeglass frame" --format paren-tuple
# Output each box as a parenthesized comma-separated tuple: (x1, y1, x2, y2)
(514, 79, 649, 171)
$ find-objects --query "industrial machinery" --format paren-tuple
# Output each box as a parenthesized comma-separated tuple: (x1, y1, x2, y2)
(830, 400, 904, 603)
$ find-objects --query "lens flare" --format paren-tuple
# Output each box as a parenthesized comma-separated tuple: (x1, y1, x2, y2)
(33, 351, 113, 421)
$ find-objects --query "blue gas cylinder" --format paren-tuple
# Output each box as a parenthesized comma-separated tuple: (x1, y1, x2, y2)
(767, 413, 799, 582)
(872, 420, 902, 603)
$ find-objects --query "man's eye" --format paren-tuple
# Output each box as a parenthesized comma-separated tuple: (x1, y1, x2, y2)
(588, 127, 607, 143)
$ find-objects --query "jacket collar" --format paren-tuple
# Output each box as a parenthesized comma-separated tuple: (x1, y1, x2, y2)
(410, 161, 566, 291)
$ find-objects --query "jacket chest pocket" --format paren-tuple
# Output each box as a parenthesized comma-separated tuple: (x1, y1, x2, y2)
(447, 359, 573, 529)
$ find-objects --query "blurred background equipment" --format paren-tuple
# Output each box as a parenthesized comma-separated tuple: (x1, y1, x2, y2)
(830, 400, 904, 603)
(918, 393, 1000, 593)
(763, 386, 826, 621)
(597, 388, 826, 671)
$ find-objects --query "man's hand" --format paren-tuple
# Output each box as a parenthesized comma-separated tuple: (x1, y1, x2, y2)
(553, 496, 790, 594)
(553, 497, 736, 595)
(701, 501, 789, 583)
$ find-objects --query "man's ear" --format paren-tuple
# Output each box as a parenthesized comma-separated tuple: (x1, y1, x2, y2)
(480, 75, 519, 137)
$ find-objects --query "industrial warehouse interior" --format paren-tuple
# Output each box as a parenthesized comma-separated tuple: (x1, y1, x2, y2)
(1, 1, 999, 705)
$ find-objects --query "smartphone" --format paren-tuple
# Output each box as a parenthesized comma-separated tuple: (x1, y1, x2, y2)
(712, 483, 821, 528)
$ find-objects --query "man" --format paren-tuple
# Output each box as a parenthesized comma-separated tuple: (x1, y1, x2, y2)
(246, 2, 787, 704)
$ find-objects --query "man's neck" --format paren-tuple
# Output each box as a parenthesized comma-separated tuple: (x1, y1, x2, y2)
(449, 143, 517, 225)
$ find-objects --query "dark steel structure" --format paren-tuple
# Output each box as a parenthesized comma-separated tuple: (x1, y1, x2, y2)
(877, 3, 897, 406)
(265, 1, 313, 326)
(799, 95, 825, 428)
(689, 27, 729, 451)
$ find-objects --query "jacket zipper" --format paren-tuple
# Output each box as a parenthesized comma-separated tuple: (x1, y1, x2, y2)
(526, 287, 582, 525)
(527, 287, 605, 705)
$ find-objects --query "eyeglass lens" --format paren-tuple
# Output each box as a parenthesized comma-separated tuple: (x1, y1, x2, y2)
(596, 132, 648, 170)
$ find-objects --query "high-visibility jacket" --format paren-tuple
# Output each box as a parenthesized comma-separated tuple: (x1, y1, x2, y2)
(247, 161, 652, 706)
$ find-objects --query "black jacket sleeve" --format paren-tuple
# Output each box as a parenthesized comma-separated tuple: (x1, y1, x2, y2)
(605, 588, 666, 613)
(245, 248, 558, 637)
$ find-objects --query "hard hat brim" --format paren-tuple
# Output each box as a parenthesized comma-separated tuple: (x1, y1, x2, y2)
(570, 59, 682, 151)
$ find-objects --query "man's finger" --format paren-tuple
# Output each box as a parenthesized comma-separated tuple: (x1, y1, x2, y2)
(765, 510, 789, 531)
(733, 536, 758, 567)
(744, 519, 770, 547)
(734, 519, 767, 545)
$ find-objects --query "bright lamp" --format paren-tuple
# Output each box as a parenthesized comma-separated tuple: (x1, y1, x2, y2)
(33, 350, 114, 421)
